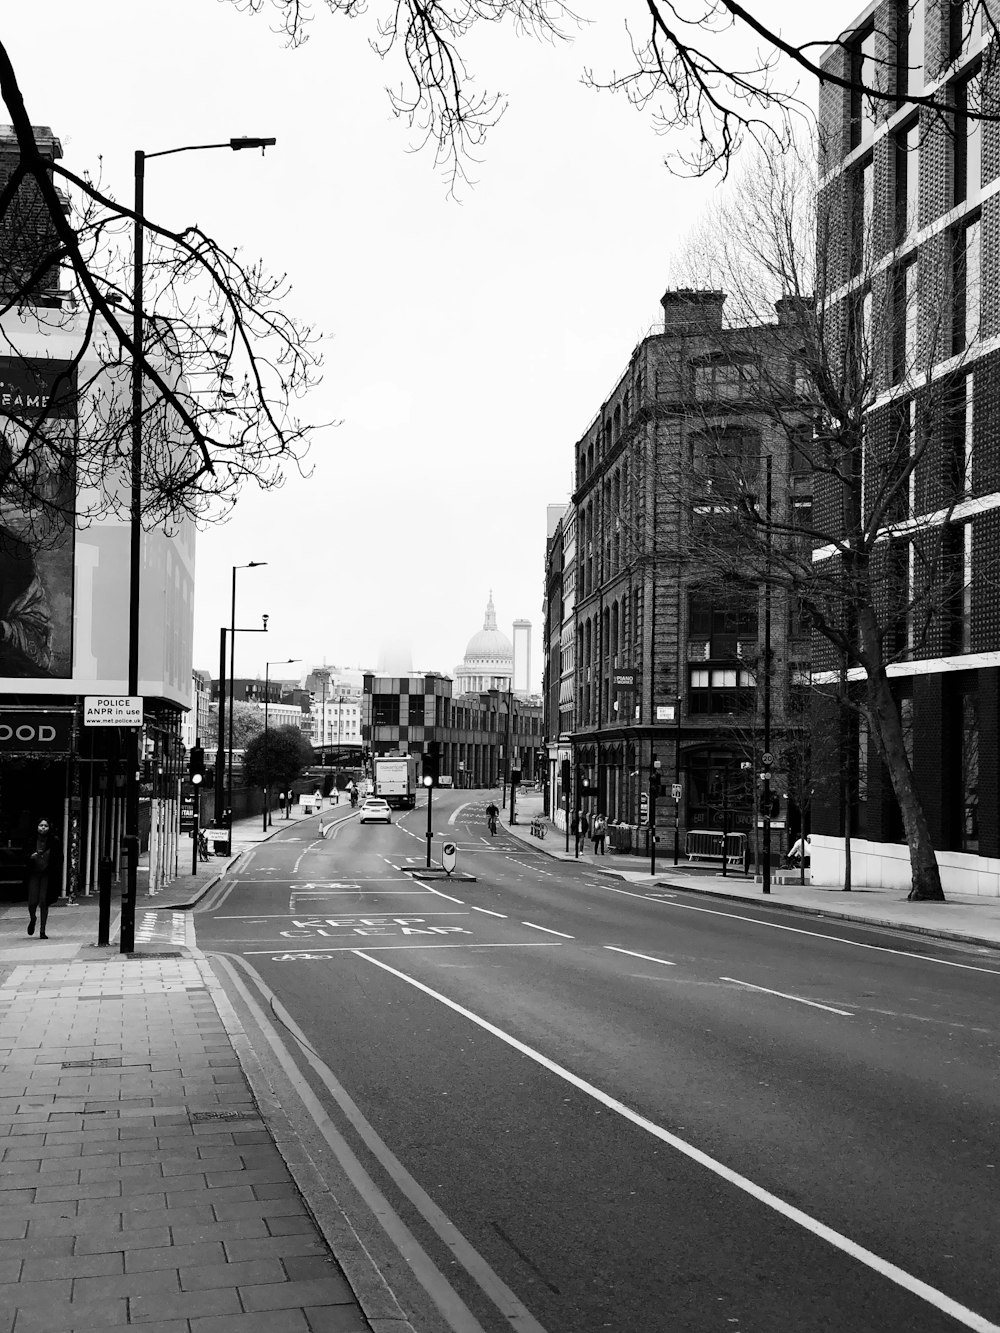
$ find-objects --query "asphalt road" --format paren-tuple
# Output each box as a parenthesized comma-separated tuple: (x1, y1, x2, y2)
(195, 790, 1000, 1333)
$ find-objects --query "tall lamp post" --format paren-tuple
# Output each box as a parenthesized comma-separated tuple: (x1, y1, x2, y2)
(123, 135, 275, 956)
(227, 562, 268, 838)
(263, 658, 300, 831)
(214, 562, 267, 830)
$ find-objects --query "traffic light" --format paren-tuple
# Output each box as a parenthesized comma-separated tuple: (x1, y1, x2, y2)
(423, 740, 440, 788)
(188, 744, 205, 786)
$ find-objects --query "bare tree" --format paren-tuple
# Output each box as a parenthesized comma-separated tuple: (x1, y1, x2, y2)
(231, 1, 1000, 189)
(667, 140, 990, 900)
(0, 41, 320, 540)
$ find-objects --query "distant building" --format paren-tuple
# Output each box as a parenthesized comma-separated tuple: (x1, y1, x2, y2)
(454, 593, 514, 695)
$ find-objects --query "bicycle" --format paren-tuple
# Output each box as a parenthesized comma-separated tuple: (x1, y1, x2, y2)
(487, 813, 498, 837)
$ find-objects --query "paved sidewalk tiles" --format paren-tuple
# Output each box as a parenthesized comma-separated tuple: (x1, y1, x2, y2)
(0, 956, 373, 1333)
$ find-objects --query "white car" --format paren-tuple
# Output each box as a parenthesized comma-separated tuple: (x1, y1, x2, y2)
(359, 797, 392, 825)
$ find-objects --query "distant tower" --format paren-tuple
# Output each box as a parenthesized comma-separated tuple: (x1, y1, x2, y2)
(512, 620, 531, 696)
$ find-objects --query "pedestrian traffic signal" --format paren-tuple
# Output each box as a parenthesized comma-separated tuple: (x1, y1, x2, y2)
(188, 744, 205, 786)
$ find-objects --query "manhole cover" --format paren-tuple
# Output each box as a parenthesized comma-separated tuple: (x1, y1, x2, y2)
(189, 1109, 256, 1123)
(62, 1057, 122, 1070)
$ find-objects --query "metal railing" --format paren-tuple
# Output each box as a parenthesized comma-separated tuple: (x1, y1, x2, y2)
(685, 829, 746, 864)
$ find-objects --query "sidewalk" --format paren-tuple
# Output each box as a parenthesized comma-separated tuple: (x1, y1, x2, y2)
(0, 799, 401, 1333)
(505, 790, 1000, 953)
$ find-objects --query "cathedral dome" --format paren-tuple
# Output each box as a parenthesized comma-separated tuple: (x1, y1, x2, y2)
(463, 594, 513, 663)
(454, 593, 514, 694)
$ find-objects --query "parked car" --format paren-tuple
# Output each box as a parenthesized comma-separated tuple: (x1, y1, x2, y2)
(438, 775, 454, 788)
(359, 797, 392, 825)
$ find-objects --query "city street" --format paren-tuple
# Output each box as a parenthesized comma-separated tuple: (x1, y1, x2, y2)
(194, 790, 1000, 1333)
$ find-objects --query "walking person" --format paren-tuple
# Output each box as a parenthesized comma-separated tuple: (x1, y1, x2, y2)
(591, 811, 607, 856)
(573, 808, 590, 856)
(25, 817, 60, 938)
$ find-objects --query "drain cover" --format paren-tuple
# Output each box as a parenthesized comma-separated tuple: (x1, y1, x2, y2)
(124, 950, 183, 960)
(189, 1109, 256, 1123)
(62, 1057, 123, 1070)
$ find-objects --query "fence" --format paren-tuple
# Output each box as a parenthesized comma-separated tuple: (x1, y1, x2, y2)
(685, 829, 746, 865)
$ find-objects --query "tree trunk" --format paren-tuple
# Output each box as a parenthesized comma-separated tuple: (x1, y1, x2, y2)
(858, 612, 944, 900)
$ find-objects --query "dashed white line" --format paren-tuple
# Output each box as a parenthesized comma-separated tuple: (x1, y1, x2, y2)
(604, 946, 676, 967)
(471, 907, 507, 918)
(422, 883, 466, 905)
(521, 921, 574, 939)
(720, 976, 854, 1017)
(355, 953, 1000, 1333)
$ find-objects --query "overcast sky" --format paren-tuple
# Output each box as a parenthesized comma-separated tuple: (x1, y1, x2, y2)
(4, 0, 859, 691)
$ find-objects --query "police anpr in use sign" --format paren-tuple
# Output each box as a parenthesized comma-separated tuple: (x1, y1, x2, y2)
(84, 696, 143, 727)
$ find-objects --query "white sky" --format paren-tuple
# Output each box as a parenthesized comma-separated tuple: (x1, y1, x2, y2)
(3, 0, 859, 692)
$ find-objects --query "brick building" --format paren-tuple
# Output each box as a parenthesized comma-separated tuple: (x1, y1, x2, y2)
(559, 288, 811, 854)
(813, 0, 1000, 892)
(364, 673, 543, 789)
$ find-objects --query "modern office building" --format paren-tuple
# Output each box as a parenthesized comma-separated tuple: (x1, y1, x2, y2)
(814, 0, 999, 892)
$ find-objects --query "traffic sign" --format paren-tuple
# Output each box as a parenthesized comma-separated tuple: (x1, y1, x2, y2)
(671, 783, 682, 801)
(442, 841, 457, 875)
(84, 696, 143, 727)
(639, 792, 649, 827)
(762, 751, 774, 766)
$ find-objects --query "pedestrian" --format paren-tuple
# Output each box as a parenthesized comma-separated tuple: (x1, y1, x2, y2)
(591, 811, 607, 856)
(25, 817, 60, 938)
(574, 808, 590, 856)
(786, 834, 811, 869)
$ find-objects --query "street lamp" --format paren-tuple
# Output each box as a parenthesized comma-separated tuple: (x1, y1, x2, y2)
(122, 135, 276, 955)
(650, 754, 662, 876)
(213, 562, 268, 834)
(263, 658, 300, 831)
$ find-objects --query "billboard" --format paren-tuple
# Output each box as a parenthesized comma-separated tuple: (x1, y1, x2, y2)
(0, 358, 76, 679)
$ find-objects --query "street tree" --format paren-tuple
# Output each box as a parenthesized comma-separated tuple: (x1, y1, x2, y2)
(202, 701, 266, 752)
(233, 1, 1000, 189)
(243, 724, 314, 792)
(666, 139, 987, 900)
(0, 42, 320, 542)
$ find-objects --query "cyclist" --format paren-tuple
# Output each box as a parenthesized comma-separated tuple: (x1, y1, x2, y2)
(485, 799, 500, 836)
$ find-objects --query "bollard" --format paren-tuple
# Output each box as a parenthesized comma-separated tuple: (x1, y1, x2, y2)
(97, 856, 113, 948)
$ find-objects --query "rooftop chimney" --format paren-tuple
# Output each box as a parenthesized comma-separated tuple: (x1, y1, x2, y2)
(660, 288, 726, 334)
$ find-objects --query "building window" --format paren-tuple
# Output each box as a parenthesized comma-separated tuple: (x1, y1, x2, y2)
(893, 257, 919, 382)
(954, 67, 982, 205)
(372, 695, 400, 727)
(850, 23, 879, 147)
(852, 156, 874, 277)
(898, 0, 924, 98)
(895, 117, 920, 239)
(949, 0, 978, 63)
(689, 666, 756, 714)
(961, 688, 978, 851)
(692, 359, 760, 402)
(952, 214, 981, 353)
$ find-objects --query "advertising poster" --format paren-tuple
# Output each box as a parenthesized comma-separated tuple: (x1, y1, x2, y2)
(0, 357, 76, 679)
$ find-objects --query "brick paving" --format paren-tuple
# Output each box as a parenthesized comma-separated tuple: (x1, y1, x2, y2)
(0, 956, 372, 1333)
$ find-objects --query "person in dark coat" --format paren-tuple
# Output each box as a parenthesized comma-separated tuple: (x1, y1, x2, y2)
(26, 818, 60, 938)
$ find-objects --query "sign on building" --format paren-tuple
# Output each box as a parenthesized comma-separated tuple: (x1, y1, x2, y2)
(84, 696, 143, 727)
(612, 669, 637, 690)
(0, 709, 73, 754)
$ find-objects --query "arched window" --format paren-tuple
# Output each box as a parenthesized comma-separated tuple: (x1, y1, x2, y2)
(613, 405, 621, 442)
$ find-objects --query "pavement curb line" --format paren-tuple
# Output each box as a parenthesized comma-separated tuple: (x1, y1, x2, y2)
(195, 950, 416, 1333)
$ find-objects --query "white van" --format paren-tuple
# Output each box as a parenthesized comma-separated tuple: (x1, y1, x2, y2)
(438, 775, 454, 788)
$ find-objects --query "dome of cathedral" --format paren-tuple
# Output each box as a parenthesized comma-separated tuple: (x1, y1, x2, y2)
(454, 594, 514, 693)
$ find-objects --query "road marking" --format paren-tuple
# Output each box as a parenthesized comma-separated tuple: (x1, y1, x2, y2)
(604, 946, 676, 967)
(356, 953, 1000, 1333)
(599, 884, 1000, 976)
(247, 942, 563, 956)
(219, 910, 470, 920)
(471, 907, 507, 918)
(719, 976, 853, 1016)
(448, 803, 471, 826)
(521, 921, 574, 939)
(422, 883, 466, 905)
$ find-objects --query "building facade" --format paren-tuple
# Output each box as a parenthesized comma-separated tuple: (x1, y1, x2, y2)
(0, 125, 195, 898)
(814, 0, 1000, 892)
(549, 288, 812, 854)
(453, 595, 515, 695)
(364, 673, 543, 788)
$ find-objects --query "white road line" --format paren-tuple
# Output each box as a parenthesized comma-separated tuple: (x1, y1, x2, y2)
(604, 946, 676, 967)
(471, 907, 507, 918)
(719, 976, 853, 1016)
(422, 883, 466, 905)
(448, 803, 471, 826)
(219, 910, 471, 920)
(245, 942, 563, 955)
(601, 884, 1000, 976)
(521, 921, 574, 939)
(217, 955, 548, 1333)
(355, 953, 1000, 1333)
